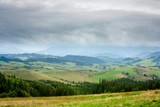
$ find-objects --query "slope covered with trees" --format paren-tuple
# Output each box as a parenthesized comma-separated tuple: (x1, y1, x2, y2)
(1, 72, 160, 98)
(0, 72, 75, 97)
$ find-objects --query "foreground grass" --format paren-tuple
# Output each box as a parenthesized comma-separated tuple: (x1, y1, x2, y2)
(0, 90, 160, 107)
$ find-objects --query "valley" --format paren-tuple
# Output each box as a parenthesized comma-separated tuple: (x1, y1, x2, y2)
(1, 53, 160, 83)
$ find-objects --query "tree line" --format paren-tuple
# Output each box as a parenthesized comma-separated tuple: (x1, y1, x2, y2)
(93, 78, 160, 93)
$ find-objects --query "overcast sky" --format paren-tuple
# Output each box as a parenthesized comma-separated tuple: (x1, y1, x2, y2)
(0, 0, 160, 52)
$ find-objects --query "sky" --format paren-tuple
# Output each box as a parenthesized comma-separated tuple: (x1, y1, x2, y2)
(0, 0, 160, 54)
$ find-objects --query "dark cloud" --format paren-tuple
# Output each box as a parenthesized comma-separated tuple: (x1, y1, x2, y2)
(0, 0, 160, 52)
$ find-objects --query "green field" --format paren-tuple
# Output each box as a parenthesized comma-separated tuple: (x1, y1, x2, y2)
(93, 66, 160, 82)
(133, 58, 157, 66)
(0, 90, 160, 107)
(93, 66, 135, 81)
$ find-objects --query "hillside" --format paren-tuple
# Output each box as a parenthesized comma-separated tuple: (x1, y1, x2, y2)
(93, 66, 160, 82)
(120, 57, 160, 67)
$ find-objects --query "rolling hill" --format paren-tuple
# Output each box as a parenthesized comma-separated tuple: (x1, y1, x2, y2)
(1, 53, 160, 83)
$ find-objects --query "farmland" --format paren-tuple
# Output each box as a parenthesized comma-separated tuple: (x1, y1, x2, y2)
(1, 59, 160, 83)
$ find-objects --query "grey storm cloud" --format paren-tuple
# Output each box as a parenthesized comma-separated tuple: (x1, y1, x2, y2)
(0, 0, 160, 49)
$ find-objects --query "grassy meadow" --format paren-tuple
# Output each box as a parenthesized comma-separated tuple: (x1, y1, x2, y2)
(0, 90, 160, 107)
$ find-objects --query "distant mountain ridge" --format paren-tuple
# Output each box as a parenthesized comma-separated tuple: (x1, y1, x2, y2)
(0, 54, 105, 66)
(0, 53, 54, 59)
(147, 52, 160, 58)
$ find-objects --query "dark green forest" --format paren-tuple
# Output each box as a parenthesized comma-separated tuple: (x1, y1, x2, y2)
(1, 72, 160, 98)
(94, 78, 160, 93)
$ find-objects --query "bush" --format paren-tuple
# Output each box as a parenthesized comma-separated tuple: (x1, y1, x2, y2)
(8, 91, 17, 97)
(0, 92, 8, 98)
(16, 89, 30, 97)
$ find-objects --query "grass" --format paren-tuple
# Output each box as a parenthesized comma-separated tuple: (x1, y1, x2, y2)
(0, 70, 57, 81)
(93, 70, 121, 81)
(148, 70, 160, 77)
(93, 66, 160, 82)
(0, 90, 160, 107)
(134, 58, 156, 66)
(39, 70, 95, 82)
(0, 69, 96, 83)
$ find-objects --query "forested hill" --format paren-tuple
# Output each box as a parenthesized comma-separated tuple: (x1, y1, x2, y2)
(58, 55, 104, 64)
(0, 72, 75, 97)
(0, 56, 23, 62)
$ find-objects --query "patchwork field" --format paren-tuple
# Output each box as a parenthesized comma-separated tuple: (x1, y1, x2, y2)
(0, 90, 160, 107)
(1, 56, 160, 84)
(1, 60, 160, 83)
